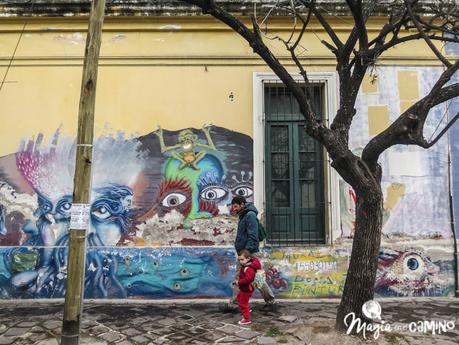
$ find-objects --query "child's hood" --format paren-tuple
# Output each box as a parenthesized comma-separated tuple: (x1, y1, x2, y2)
(246, 256, 262, 270)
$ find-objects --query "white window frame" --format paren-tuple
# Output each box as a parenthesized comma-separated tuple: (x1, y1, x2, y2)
(252, 72, 340, 245)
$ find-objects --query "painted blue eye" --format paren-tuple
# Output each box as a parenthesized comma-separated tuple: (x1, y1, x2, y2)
(92, 206, 111, 220)
(172, 282, 182, 290)
(232, 186, 253, 198)
(161, 193, 187, 207)
(60, 202, 72, 212)
(42, 204, 52, 212)
(407, 258, 419, 271)
(200, 187, 227, 201)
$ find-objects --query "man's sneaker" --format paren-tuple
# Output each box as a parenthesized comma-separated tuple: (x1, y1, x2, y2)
(218, 303, 238, 313)
(260, 302, 278, 312)
(238, 319, 252, 325)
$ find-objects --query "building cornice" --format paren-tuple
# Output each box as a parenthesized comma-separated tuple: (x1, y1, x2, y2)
(0, 1, 439, 18)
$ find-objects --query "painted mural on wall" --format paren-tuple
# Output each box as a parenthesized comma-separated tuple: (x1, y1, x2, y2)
(0, 246, 235, 299)
(339, 66, 453, 241)
(257, 245, 454, 298)
(447, 42, 459, 237)
(0, 125, 251, 298)
(333, 66, 456, 298)
(0, 65, 456, 300)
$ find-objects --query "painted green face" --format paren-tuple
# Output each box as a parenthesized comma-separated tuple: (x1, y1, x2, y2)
(162, 155, 224, 219)
(178, 130, 197, 146)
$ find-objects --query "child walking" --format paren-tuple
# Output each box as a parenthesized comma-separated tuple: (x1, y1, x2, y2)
(236, 249, 261, 325)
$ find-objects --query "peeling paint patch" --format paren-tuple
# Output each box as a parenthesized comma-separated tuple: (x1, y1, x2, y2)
(43, 27, 63, 31)
(53, 32, 84, 45)
(111, 34, 126, 42)
(159, 25, 181, 30)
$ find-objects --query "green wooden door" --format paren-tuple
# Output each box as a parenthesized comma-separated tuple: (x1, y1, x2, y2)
(265, 85, 325, 245)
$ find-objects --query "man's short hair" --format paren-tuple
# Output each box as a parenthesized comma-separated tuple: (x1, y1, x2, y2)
(231, 196, 246, 205)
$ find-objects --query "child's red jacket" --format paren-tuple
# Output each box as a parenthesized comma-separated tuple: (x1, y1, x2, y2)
(238, 256, 262, 293)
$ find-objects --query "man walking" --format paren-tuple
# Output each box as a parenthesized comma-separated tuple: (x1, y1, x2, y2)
(222, 196, 276, 312)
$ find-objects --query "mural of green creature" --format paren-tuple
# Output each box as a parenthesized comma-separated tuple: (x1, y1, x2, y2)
(160, 154, 225, 220)
(154, 124, 216, 170)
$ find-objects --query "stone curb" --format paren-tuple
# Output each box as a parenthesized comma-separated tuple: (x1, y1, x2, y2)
(0, 296, 455, 306)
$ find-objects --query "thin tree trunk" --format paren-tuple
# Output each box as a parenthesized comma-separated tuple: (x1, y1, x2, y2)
(336, 188, 383, 331)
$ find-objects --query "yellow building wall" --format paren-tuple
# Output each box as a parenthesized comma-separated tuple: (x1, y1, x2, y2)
(0, 17, 446, 156)
(0, 16, 455, 301)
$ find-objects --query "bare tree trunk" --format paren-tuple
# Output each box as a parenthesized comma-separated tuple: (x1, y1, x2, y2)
(336, 187, 383, 331)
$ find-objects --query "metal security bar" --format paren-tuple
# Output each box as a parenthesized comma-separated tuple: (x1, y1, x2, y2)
(264, 82, 325, 246)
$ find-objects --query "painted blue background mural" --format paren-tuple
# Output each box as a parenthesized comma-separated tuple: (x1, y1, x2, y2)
(0, 246, 235, 299)
(0, 66, 457, 299)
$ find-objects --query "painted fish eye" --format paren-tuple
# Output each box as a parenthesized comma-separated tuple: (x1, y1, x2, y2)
(161, 193, 187, 207)
(404, 254, 424, 272)
(180, 268, 189, 277)
(172, 282, 182, 290)
(232, 186, 253, 198)
(91, 205, 111, 220)
(152, 260, 159, 268)
(200, 187, 227, 201)
(407, 257, 419, 271)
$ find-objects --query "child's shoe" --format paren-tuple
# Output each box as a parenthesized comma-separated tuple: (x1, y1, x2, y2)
(238, 319, 252, 325)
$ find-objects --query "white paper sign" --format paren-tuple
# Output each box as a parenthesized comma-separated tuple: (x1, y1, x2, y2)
(70, 204, 90, 230)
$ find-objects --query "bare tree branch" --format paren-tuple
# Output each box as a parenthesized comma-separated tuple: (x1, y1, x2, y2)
(421, 111, 459, 148)
(182, 0, 331, 141)
(362, 62, 459, 165)
(298, 0, 343, 52)
(289, 9, 313, 88)
(182, 0, 459, 165)
(346, 0, 368, 50)
(405, 0, 452, 67)
(179, 0, 459, 331)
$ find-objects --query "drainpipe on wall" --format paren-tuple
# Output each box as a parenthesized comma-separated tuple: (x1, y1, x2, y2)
(447, 139, 459, 297)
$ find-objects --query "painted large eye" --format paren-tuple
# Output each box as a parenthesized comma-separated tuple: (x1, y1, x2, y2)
(161, 193, 187, 207)
(62, 202, 72, 211)
(42, 204, 52, 213)
(200, 187, 227, 201)
(37, 194, 53, 214)
(58, 202, 72, 214)
(92, 205, 111, 220)
(407, 258, 419, 271)
(403, 254, 424, 272)
(232, 186, 253, 198)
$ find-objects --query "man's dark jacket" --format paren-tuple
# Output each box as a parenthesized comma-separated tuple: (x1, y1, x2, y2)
(234, 203, 259, 254)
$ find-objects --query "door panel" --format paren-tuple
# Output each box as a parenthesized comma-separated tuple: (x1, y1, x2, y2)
(265, 84, 325, 245)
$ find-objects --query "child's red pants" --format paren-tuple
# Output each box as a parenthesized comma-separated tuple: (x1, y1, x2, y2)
(237, 290, 253, 320)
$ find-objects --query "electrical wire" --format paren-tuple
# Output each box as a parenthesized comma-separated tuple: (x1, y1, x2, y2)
(0, 1, 34, 93)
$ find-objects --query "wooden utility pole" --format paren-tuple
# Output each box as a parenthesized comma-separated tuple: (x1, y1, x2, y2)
(61, 1, 106, 344)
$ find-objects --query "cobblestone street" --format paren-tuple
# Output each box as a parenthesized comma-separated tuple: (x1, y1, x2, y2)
(0, 298, 458, 345)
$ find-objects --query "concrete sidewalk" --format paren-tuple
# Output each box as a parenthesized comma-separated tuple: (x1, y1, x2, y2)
(0, 298, 458, 345)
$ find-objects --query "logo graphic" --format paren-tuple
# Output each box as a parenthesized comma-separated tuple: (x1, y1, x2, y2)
(344, 299, 456, 340)
(362, 300, 382, 321)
